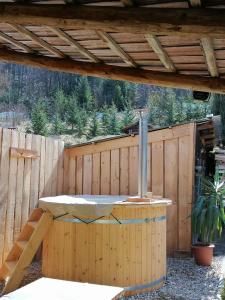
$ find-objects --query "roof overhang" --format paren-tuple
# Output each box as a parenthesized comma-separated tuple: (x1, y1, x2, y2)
(0, 1, 225, 93)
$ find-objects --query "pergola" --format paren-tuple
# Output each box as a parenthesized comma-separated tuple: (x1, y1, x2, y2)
(0, 0, 225, 93)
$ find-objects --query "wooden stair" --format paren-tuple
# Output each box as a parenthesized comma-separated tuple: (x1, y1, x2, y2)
(0, 208, 53, 295)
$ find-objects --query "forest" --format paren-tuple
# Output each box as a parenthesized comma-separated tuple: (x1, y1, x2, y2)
(0, 62, 224, 144)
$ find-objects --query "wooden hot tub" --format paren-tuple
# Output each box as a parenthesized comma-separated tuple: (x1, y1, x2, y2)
(39, 195, 171, 295)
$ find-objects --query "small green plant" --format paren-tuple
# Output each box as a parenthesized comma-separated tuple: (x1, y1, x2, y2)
(221, 280, 225, 300)
(31, 100, 48, 136)
(52, 113, 65, 135)
(89, 111, 101, 138)
(192, 172, 225, 245)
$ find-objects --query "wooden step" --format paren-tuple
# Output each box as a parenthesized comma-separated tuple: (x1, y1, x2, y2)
(28, 208, 44, 222)
(27, 221, 38, 229)
(1, 211, 53, 295)
(5, 261, 18, 274)
(16, 241, 28, 250)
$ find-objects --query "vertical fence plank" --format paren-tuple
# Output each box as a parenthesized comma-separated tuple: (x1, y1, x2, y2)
(178, 135, 192, 251)
(147, 143, 152, 192)
(39, 136, 46, 198)
(63, 149, 69, 195)
(4, 130, 19, 257)
(68, 157, 76, 195)
(0, 128, 10, 264)
(76, 155, 83, 195)
(92, 153, 100, 195)
(100, 151, 110, 195)
(120, 147, 129, 195)
(129, 146, 138, 195)
(29, 134, 41, 212)
(14, 132, 26, 239)
(57, 141, 64, 196)
(44, 138, 54, 196)
(51, 139, 59, 196)
(165, 139, 178, 255)
(111, 149, 119, 195)
(83, 154, 92, 194)
(21, 133, 32, 227)
(152, 141, 164, 197)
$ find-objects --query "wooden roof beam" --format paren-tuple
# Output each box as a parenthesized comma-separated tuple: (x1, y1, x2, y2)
(0, 31, 33, 53)
(47, 27, 100, 63)
(0, 47, 225, 94)
(97, 31, 137, 67)
(145, 34, 176, 72)
(0, 5, 225, 36)
(201, 37, 218, 77)
(9, 24, 65, 58)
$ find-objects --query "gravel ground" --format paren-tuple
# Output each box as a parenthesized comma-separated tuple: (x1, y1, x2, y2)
(0, 257, 224, 299)
(0, 261, 42, 296)
(126, 256, 225, 300)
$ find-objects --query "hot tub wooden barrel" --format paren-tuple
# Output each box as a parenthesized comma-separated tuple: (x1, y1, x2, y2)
(40, 196, 171, 295)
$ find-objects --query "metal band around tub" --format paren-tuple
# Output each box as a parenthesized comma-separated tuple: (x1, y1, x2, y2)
(56, 215, 166, 224)
(124, 276, 166, 292)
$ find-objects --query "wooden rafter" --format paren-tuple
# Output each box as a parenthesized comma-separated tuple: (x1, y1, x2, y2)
(0, 31, 33, 53)
(145, 34, 175, 72)
(47, 27, 100, 63)
(9, 24, 65, 58)
(0, 5, 225, 36)
(0, 47, 225, 94)
(97, 31, 137, 67)
(201, 37, 218, 77)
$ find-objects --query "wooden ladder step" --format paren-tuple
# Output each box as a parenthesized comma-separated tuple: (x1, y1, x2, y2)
(27, 221, 38, 229)
(16, 241, 28, 250)
(5, 261, 18, 274)
(0, 209, 53, 295)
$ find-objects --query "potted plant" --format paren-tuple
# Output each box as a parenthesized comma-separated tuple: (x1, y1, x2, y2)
(192, 172, 225, 266)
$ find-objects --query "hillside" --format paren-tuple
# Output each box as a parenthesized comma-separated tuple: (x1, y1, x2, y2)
(0, 62, 220, 145)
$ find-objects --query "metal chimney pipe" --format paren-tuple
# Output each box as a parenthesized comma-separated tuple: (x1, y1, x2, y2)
(138, 110, 148, 198)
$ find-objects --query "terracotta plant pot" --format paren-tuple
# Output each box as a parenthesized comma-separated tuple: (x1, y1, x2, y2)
(192, 244, 215, 266)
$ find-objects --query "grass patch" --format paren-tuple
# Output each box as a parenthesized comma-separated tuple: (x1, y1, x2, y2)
(221, 279, 225, 300)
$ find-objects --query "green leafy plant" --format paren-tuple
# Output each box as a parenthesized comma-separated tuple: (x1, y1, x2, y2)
(192, 172, 225, 245)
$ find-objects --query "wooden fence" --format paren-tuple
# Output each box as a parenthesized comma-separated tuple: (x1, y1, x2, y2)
(64, 123, 196, 255)
(0, 122, 196, 264)
(0, 128, 64, 264)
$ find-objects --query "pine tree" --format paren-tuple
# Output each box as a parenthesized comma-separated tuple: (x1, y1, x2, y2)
(75, 107, 88, 138)
(53, 89, 69, 121)
(108, 104, 121, 135)
(76, 77, 93, 109)
(101, 105, 111, 134)
(89, 111, 101, 138)
(114, 84, 124, 111)
(52, 113, 65, 135)
(66, 99, 88, 137)
(121, 99, 135, 128)
(31, 100, 48, 136)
